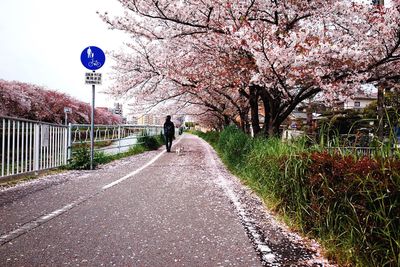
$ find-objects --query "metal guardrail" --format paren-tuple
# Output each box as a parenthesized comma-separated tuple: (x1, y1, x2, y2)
(327, 146, 398, 158)
(1, 116, 68, 178)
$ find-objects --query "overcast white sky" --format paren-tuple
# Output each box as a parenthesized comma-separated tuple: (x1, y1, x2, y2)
(0, 0, 127, 108)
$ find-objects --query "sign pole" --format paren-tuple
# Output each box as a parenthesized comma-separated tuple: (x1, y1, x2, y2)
(80, 46, 105, 171)
(90, 71, 95, 170)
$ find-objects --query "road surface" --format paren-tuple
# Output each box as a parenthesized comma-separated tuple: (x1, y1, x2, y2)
(0, 134, 331, 266)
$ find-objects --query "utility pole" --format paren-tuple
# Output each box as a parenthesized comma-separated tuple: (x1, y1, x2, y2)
(377, 84, 385, 141)
(372, 0, 385, 140)
(306, 98, 313, 136)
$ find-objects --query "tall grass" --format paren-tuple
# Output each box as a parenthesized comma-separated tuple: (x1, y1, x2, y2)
(195, 126, 400, 266)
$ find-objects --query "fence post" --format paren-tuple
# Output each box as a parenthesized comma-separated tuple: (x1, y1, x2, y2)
(1, 118, 5, 177)
(64, 125, 68, 165)
(118, 125, 121, 153)
(33, 124, 40, 172)
(67, 123, 72, 162)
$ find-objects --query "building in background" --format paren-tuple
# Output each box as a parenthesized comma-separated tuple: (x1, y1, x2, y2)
(128, 116, 138, 125)
(344, 93, 377, 110)
(108, 103, 127, 124)
(112, 103, 123, 116)
(137, 114, 154, 125)
(153, 116, 163, 126)
(136, 114, 162, 125)
(134, 114, 176, 125)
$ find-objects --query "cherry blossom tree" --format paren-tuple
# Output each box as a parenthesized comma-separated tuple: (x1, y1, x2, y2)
(0, 80, 122, 125)
(108, 36, 253, 130)
(102, 0, 400, 136)
(233, 0, 400, 135)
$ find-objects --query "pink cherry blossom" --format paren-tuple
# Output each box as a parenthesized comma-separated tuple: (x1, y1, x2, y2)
(0, 80, 122, 125)
(102, 0, 400, 136)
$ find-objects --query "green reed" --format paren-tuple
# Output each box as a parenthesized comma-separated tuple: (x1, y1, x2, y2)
(195, 127, 400, 266)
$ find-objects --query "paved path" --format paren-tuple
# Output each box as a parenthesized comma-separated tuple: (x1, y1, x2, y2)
(0, 134, 331, 266)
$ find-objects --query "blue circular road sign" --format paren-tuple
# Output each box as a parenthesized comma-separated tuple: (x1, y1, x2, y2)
(80, 46, 106, 71)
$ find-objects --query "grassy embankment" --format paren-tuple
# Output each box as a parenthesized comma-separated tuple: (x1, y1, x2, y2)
(195, 126, 399, 267)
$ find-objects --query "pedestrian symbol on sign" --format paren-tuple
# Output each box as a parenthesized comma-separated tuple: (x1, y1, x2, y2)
(87, 47, 94, 59)
(80, 46, 105, 71)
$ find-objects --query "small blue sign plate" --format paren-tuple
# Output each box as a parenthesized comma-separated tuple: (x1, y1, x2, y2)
(80, 46, 105, 71)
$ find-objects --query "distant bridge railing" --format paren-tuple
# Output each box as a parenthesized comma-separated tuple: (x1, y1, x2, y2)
(69, 124, 163, 155)
(0, 116, 68, 179)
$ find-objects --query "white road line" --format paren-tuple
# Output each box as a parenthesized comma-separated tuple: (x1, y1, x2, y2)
(102, 151, 166, 190)
(0, 138, 183, 246)
(0, 197, 85, 246)
(102, 137, 183, 190)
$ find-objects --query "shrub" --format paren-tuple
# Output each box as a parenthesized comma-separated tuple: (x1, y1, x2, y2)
(93, 151, 111, 165)
(304, 152, 400, 266)
(138, 134, 163, 150)
(67, 146, 93, 170)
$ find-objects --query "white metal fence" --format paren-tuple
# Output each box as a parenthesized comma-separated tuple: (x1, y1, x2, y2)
(1, 116, 68, 178)
(0, 117, 165, 179)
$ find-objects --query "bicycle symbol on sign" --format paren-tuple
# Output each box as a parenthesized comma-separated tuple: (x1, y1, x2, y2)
(86, 47, 102, 68)
(88, 58, 102, 68)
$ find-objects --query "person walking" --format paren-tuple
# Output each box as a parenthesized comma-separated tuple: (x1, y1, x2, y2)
(163, 115, 175, 152)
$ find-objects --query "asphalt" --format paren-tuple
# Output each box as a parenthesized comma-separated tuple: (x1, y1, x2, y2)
(0, 134, 332, 267)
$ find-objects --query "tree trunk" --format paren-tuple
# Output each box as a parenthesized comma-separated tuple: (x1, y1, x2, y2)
(263, 103, 272, 137)
(249, 85, 261, 136)
(223, 115, 231, 127)
(238, 112, 246, 132)
(245, 120, 251, 135)
(260, 90, 274, 138)
(268, 121, 280, 137)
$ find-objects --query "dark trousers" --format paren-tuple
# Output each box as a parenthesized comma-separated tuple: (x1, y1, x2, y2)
(165, 135, 173, 151)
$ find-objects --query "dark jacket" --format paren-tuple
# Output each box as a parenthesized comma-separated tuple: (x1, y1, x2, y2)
(163, 120, 175, 138)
